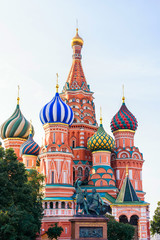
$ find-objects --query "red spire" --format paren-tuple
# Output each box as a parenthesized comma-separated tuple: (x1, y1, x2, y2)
(63, 29, 90, 92)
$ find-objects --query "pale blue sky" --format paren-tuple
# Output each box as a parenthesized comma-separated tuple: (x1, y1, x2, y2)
(0, 0, 160, 219)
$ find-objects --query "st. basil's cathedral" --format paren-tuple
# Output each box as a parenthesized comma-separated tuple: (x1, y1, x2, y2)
(0, 29, 150, 240)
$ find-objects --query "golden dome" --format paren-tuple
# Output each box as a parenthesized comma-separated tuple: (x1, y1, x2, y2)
(71, 28, 84, 47)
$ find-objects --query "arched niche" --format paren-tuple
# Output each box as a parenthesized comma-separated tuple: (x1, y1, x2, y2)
(119, 215, 128, 224)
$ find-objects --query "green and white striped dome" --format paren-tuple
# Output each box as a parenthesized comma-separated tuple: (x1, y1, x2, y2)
(0, 102, 34, 140)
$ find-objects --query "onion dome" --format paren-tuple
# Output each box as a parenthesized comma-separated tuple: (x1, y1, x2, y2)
(87, 112, 115, 152)
(0, 88, 34, 140)
(39, 74, 74, 126)
(71, 28, 84, 47)
(110, 95, 138, 132)
(20, 126, 40, 156)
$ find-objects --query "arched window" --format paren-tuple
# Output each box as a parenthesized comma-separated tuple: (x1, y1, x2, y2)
(55, 202, 59, 209)
(100, 180, 103, 186)
(72, 139, 76, 148)
(78, 167, 83, 176)
(85, 168, 89, 178)
(61, 202, 65, 209)
(119, 215, 128, 224)
(67, 202, 72, 209)
(45, 202, 47, 209)
(130, 215, 139, 226)
(50, 202, 53, 209)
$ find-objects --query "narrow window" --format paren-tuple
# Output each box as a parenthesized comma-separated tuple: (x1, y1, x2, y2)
(78, 167, 83, 176)
(140, 171, 142, 180)
(27, 159, 29, 167)
(135, 181, 138, 190)
(100, 155, 101, 163)
(50, 202, 53, 209)
(116, 170, 120, 180)
(106, 156, 108, 164)
(72, 140, 75, 148)
(67, 202, 72, 209)
(51, 171, 54, 184)
(123, 139, 125, 148)
(45, 202, 47, 209)
(130, 139, 132, 147)
(56, 202, 58, 209)
(85, 168, 89, 178)
(117, 140, 119, 148)
(65, 227, 67, 234)
(63, 171, 67, 183)
(53, 132, 55, 143)
(100, 180, 103, 186)
(73, 168, 75, 183)
(129, 169, 132, 179)
(61, 202, 65, 209)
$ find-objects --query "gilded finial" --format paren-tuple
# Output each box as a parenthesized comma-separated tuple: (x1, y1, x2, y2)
(56, 73, 59, 93)
(100, 107, 102, 125)
(76, 19, 78, 33)
(17, 85, 20, 105)
(122, 84, 125, 103)
(76, 28, 78, 34)
(29, 120, 32, 134)
(126, 164, 128, 177)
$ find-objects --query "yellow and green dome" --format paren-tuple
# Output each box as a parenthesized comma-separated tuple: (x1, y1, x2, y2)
(87, 123, 115, 152)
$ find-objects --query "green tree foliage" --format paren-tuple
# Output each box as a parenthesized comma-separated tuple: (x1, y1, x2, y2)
(107, 215, 135, 240)
(0, 147, 44, 240)
(46, 223, 63, 240)
(151, 201, 160, 235)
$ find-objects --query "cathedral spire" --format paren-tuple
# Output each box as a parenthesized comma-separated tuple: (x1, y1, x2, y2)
(63, 28, 90, 92)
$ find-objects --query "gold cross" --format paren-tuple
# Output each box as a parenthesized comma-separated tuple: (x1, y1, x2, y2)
(56, 73, 59, 93)
(100, 107, 102, 125)
(17, 85, 20, 105)
(122, 84, 125, 103)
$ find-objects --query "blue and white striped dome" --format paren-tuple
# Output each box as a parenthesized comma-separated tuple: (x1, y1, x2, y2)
(39, 92, 74, 125)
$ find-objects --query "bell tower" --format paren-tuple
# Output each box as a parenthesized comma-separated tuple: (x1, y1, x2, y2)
(61, 29, 97, 184)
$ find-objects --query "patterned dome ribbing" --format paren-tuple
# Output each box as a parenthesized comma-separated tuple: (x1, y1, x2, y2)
(39, 92, 74, 126)
(87, 123, 115, 152)
(0, 103, 34, 140)
(110, 102, 138, 132)
(20, 132, 40, 156)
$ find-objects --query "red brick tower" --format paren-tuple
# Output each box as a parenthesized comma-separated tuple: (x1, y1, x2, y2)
(110, 91, 145, 201)
(61, 28, 97, 184)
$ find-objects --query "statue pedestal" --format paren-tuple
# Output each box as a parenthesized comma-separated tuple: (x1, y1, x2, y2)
(70, 215, 108, 240)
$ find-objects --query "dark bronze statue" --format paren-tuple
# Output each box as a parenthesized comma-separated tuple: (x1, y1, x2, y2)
(75, 178, 109, 216)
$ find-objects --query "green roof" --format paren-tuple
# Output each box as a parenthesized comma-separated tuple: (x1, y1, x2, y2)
(116, 175, 139, 203)
(105, 192, 116, 203)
